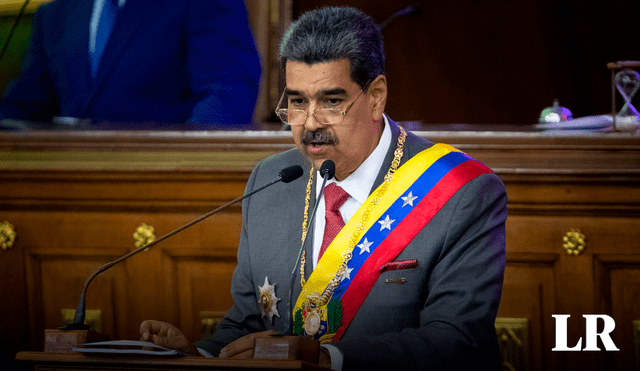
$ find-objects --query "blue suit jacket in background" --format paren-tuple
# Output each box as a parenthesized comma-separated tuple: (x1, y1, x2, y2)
(0, 0, 261, 129)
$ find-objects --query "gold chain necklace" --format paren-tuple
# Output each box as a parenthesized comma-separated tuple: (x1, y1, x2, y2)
(298, 126, 406, 305)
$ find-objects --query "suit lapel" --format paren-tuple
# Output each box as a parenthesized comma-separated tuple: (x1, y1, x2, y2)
(285, 161, 316, 297)
(372, 117, 435, 193)
(83, 0, 156, 113)
(64, 0, 94, 115)
(302, 168, 318, 281)
(371, 117, 404, 192)
(279, 160, 314, 332)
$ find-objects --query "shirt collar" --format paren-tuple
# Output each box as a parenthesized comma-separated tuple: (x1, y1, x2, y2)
(315, 115, 392, 203)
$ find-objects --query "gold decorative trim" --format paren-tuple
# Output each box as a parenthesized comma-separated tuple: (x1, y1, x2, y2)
(200, 311, 226, 338)
(133, 224, 155, 249)
(563, 229, 586, 255)
(0, 221, 16, 250)
(61, 309, 102, 332)
(495, 317, 530, 371)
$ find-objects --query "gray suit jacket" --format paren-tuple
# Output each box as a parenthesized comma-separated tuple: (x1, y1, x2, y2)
(195, 118, 507, 370)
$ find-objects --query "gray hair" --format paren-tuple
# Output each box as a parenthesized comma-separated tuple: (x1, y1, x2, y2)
(278, 6, 385, 89)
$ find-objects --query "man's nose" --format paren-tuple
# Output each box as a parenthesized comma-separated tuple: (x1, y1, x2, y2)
(303, 109, 324, 131)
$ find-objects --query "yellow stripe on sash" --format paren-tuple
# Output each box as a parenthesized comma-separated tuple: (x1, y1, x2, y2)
(294, 143, 461, 310)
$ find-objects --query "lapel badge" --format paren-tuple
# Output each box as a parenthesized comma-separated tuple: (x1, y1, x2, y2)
(258, 277, 280, 322)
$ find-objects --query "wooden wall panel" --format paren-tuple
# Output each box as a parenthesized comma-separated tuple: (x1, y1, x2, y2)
(0, 129, 638, 370)
(0, 217, 30, 371)
(595, 255, 640, 371)
(504, 210, 640, 369)
(24, 246, 128, 350)
(172, 256, 237, 342)
(2, 169, 247, 351)
(498, 254, 560, 371)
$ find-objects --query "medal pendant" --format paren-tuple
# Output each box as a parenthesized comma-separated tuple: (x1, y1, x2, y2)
(258, 277, 280, 322)
(303, 308, 322, 336)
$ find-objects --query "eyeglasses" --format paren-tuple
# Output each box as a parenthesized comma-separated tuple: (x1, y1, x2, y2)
(275, 80, 371, 126)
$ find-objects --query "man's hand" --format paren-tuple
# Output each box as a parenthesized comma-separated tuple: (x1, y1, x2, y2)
(218, 330, 276, 358)
(139, 320, 200, 356)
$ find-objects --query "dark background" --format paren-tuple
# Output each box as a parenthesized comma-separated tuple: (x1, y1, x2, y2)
(1, 0, 639, 127)
(294, 0, 640, 126)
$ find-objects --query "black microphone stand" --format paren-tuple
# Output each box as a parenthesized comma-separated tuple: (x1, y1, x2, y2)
(64, 166, 303, 330)
(379, 4, 422, 31)
(281, 160, 335, 335)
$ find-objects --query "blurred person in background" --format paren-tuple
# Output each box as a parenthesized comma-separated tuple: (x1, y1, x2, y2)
(0, 0, 261, 129)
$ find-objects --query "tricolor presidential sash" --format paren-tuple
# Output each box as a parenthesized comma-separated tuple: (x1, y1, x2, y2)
(292, 143, 494, 342)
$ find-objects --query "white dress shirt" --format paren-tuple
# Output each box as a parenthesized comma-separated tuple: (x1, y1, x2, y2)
(89, 0, 127, 55)
(312, 115, 392, 268)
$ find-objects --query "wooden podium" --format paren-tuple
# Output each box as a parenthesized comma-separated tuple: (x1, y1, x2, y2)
(15, 351, 327, 371)
(3, 128, 640, 371)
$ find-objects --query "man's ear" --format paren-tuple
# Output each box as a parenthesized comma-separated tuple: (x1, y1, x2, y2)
(367, 75, 387, 120)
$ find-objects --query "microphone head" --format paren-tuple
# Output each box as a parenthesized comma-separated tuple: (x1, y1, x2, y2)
(279, 165, 304, 183)
(319, 160, 336, 180)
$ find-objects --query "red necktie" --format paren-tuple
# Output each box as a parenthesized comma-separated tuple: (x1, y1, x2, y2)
(319, 184, 350, 260)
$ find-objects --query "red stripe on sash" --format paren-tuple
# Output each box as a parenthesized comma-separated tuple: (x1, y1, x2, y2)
(333, 160, 492, 340)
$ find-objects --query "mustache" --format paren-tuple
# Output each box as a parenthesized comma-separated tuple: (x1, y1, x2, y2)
(300, 129, 339, 146)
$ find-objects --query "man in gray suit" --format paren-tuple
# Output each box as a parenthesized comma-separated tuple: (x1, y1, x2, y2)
(140, 7, 507, 370)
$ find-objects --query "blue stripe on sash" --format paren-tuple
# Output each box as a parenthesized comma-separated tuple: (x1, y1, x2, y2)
(333, 151, 472, 299)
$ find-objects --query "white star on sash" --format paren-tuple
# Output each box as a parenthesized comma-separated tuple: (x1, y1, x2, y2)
(341, 267, 353, 281)
(357, 238, 373, 255)
(401, 191, 418, 207)
(378, 215, 395, 231)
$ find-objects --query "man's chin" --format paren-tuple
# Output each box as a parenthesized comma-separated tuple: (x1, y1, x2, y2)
(309, 158, 329, 171)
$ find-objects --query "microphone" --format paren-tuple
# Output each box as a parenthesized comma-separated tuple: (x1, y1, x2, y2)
(319, 160, 335, 180)
(63, 165, 303, 330)
(279, 165, 305, 183)
(282, 160, 335, 334)
(380, 4, 423, 30)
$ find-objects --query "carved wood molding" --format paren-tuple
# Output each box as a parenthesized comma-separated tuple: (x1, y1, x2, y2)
(505, 252, 561, 265)
(592, 254, 640, 369)
(23, 246, 129, 350)
(159, 247, 238, 339)
(2, 131, 638, 216)
(0, 169, 251, 212)
(2, 130, 639, 174)
(496, 318, 530, 371)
